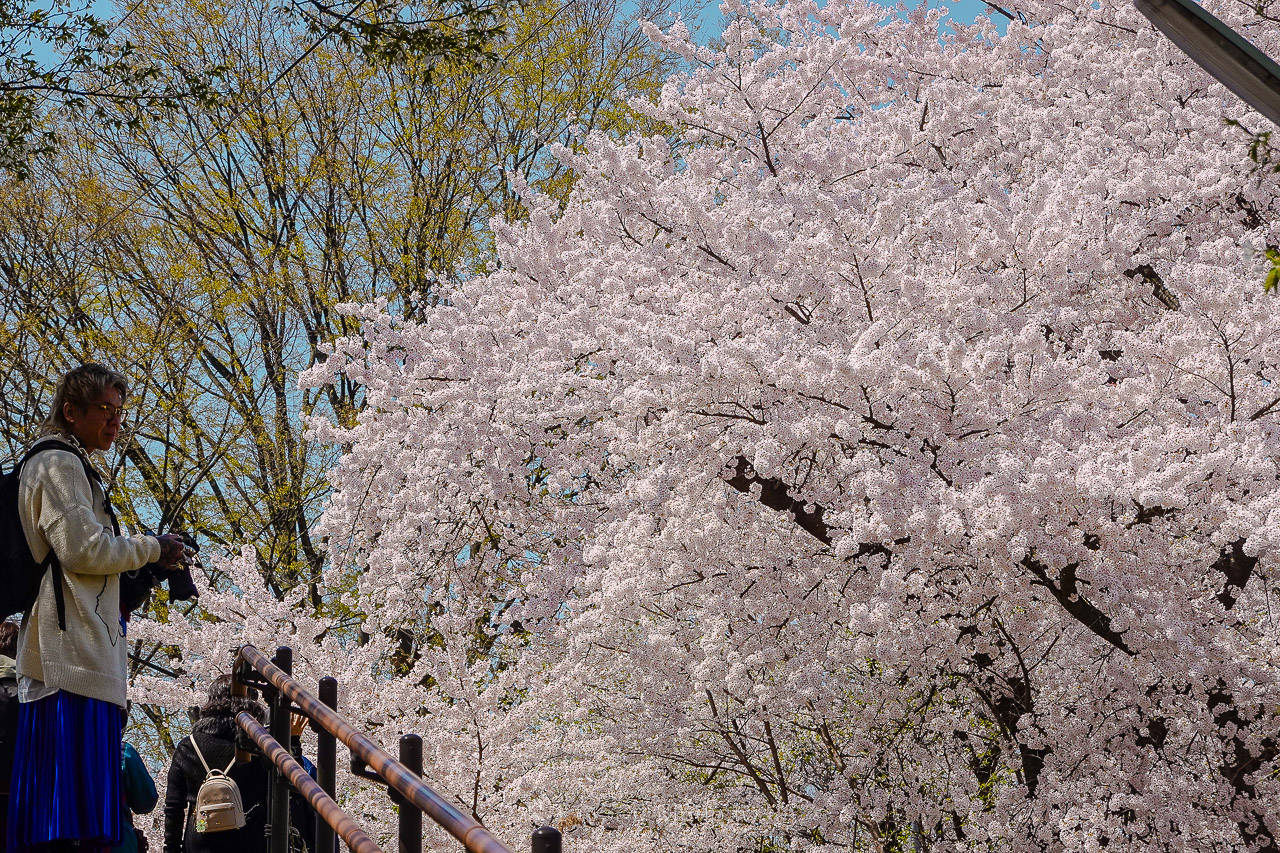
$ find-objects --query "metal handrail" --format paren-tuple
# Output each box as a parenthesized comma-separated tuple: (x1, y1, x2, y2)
(237, 712, 385, 853)
(235, 644, 518, 853)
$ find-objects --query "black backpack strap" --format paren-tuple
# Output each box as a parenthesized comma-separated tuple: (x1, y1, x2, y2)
(49, 559, 66, 633)
(19, 439, 117, 631)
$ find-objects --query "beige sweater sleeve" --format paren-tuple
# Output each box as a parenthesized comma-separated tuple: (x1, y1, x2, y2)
(20, 448, 160, 574)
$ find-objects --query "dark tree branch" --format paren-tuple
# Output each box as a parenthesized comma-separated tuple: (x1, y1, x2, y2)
(725, 456, 830, 544)
(1213, 539, 1256, 611)
(1021, 555, 1133, 656)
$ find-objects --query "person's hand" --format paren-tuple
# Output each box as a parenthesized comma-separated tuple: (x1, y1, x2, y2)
(290, 711, 308, 738)
(155, 533, 186, 569)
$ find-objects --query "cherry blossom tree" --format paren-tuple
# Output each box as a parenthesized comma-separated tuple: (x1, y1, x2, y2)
(137, 0, 1280, 849)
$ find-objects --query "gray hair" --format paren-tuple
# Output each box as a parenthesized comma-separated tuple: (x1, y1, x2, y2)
(41, 363, 129, 437)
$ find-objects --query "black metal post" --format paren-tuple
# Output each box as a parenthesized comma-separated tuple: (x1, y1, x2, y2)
(269, 646, 294, 853)
(392, 735, 423, 853)
(316, 677, 338, 853)
(232, 651, 253, 764)
(531, 826, 561, 853)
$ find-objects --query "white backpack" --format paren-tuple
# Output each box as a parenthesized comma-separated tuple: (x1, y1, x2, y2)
(189, 735, 247, 833)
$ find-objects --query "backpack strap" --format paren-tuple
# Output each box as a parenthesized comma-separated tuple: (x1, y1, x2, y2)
(19, 439, 119, 632)
(189, 734, 236, 776)
(189, 734, 212, 775)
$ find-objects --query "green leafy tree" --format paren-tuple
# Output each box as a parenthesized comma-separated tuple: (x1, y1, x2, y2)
(0, 0, 519, 179)
(0, 0, 196, 178)
(0, 0, 685, 752)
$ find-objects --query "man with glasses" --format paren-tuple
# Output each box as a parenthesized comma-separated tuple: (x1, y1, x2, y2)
(7, 363, 186, 853)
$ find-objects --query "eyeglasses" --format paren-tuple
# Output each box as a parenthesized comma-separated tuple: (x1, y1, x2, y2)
(87, 403, 129, 422)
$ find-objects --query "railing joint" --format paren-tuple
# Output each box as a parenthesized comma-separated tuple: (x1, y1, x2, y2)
(351, 756, 388, 786)
(237, 671, 271, 690)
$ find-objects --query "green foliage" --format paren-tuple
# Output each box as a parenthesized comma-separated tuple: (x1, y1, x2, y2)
(1227, 120, 1280, 173)
(295, 0, 515, 71)
(0, 0, 523, 180)
(384, 0, 679, 290)
(0, 0, 230, 179)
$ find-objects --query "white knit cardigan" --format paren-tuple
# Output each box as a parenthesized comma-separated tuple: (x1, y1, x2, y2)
(15, 437, 160, 707)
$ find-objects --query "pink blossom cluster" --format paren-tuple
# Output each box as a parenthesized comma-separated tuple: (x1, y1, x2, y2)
(138, 0, 1280, 848)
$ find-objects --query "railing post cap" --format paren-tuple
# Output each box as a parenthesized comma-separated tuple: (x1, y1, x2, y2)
(531, 825, 562, 853)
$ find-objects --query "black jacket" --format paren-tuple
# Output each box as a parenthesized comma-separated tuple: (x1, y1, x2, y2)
(0, 655, 19, 797)
(163, 715, 270, 853)
(163, 715, 319, 853)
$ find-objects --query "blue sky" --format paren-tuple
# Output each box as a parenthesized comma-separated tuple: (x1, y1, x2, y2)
(686, 0, 1002, 41)
(31, 0, 1003, 65)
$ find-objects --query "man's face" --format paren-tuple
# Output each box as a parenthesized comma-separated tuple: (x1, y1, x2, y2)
(65, 386, 125, 453)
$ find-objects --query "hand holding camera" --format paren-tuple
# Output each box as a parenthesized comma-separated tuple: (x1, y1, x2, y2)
(153, 531, 201, 601)
(155, 533, 186, 569)
(122, 531, 202, 614)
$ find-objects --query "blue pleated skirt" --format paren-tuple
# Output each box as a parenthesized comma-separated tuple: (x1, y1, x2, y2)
(7, 690, 123, 853)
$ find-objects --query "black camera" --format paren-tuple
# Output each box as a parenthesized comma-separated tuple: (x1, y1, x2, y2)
(120, 531, 201, 614)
